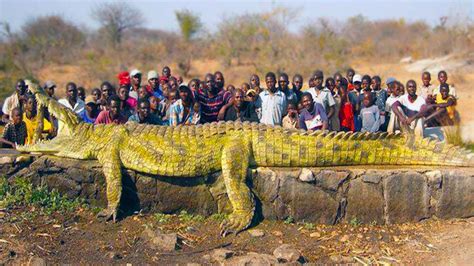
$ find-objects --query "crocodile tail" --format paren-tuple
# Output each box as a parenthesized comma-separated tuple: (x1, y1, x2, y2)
(338, 131, 474, 167)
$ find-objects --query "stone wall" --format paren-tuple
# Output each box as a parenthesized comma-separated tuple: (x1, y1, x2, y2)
(3, 156, 474, 224)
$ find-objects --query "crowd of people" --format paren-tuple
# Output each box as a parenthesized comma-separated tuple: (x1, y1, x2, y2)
(0, 66, 459, 148)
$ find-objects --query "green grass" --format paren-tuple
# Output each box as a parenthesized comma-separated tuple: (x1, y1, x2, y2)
(284, 215, 295, 224)
(178, 210, 205, 223)
(153, 213, 172, 224)
(349, 217, 362, 226)
(0, 177, 83, 215)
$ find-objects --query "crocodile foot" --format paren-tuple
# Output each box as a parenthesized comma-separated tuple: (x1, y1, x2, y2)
(220, 210, 253, 237)
(97, 207, 118, 223)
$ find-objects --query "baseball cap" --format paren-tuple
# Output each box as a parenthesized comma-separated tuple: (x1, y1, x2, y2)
(352, 74, 362, 83)
(44, 80, 56, 89)
(84, 95, 96, 105)
(386, 77, 397, 85)
(147, 70, 158, 80)
(130, 69, 142, 77)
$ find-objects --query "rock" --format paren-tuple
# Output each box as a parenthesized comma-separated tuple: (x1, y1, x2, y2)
(298, 168, 314, 182)
(211, 248, 234, 261)
(362, 173, 382, 184)
(383, 172, 430, 223)
(436, 173, 474, 218)
(141, 228, 177, 251)
(272, 230, 283, 237)
(309, 232, 321, 238)
(273, 244, 301, 263)
(315, 170, 349, 191)
(278, 174, 339, 223)
(106, 252, 122, 260)
(340, 235, 350, 242)
(426, 170, 442, 189)
(0, 156, 13, 165)
(225, 252, 278, 265)
(28, 257, 46, 266)
(345, 178, 384, 224)
(248, 229, 265, 237)
(400, 56, 413, 63)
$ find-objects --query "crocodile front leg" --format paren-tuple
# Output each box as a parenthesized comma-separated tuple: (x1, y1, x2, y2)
(220, 137, 255, 236)
(97, 146, 122, 222)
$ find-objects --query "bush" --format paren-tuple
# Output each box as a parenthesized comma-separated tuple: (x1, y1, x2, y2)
(0, 177, 82, 214)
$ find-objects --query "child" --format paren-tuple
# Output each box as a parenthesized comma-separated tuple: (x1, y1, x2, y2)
(425, 83, 457, 126)
(23, 95, 53, 144)
(338, 86, 354, 132)
(149, 95, 161, 116)
(282, 103, 299, 129)
(359, 93, 380, 133)
(0, 107, 27, 148)
(159, 89, 177, 124)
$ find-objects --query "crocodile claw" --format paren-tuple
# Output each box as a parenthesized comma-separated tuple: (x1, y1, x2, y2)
(219, 211, 253, 237)
(97, 207, 118, 223)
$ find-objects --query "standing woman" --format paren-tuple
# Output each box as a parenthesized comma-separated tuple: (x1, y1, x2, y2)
(169, 85, 200, 126)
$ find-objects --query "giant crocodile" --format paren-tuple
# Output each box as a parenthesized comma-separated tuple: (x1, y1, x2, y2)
(17, 82, 474, 236)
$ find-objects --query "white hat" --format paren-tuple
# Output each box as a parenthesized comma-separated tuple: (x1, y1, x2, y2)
(130, 69, 142, 77)
(352, 74, 362, 83)
(147, 70, 158, 80)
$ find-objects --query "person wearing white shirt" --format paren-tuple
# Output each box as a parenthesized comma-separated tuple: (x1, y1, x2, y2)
(306, 70, 335, 122)
(389, 80, 426, 137)
(419, 71, 435, 101)
(58, 82, 85, 135)
(432, 70, 457, 99)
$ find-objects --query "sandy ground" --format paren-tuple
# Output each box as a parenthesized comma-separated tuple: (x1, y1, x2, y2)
(1, 206, 473, 264)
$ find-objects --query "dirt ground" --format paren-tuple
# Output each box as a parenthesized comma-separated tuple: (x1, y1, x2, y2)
(1, 206, 473, 264)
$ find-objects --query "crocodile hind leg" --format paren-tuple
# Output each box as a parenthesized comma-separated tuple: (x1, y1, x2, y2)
(220, 138, 255, 236)
(96, 146, 122, 222)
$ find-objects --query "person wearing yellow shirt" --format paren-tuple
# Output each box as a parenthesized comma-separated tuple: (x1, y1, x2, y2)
(23, 95, 53, 144)
(425, 83, 457, 126)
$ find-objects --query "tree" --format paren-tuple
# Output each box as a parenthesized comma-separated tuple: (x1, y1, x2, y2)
(21, 15, 85, 64)
(91, 1, 144, 47)
(174, 10, 202, 77)
(175, 9, 202, 42)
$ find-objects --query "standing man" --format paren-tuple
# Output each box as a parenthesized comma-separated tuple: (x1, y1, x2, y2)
(162, 66, 172, 80)
(59, 82, 85, 114)
(250, 74, 262, 94)
(306, 70, 335, 127)
(58, 82, 85, 135)
(129, 69, 142, 99)
(255, 72, 287, 126)
(196, 73, 231, 123)
(224, 89, 259, 122)
(2, 79, 27, 122)
(215, 71, 226, 92)
(146, 70, 164, 100)
(346, 68, 356, 91)
(292, 74, 304, 103)
(95, 95, 128, 125)
(128, 99, 162, 125)
(278, 73, 298, 106)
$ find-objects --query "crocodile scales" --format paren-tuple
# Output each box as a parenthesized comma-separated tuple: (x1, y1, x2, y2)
(17, 82, 474, 235)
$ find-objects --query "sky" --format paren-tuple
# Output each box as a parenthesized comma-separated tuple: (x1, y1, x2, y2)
(0, 0, 473, 33)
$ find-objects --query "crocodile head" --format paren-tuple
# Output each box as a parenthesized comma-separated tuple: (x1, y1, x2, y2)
(16, 81, 80, 154)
